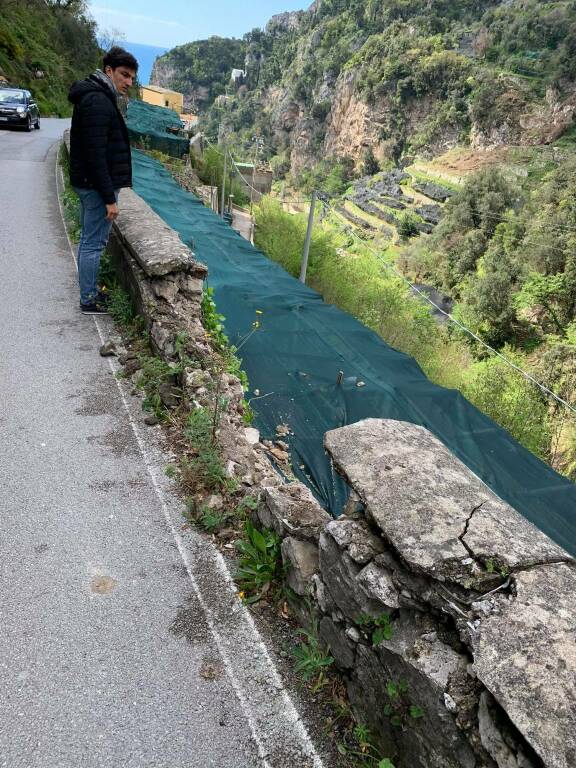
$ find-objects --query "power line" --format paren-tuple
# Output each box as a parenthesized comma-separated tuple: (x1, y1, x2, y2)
(227, 149, 262, 198)
(345, 197, 576, 256)
(322, 199, 576, 417)
(435, 202, 576, 237)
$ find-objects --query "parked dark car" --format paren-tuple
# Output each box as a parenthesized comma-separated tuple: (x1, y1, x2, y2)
(0, 87, 40, 131)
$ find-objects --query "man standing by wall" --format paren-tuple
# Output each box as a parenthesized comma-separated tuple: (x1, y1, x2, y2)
(68, 47, 138, 314)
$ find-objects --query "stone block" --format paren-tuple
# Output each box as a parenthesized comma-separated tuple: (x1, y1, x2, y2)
(319, 616, 356, 669)
(258, 483, 331, 542)
(244, 427, 260, 445)
(324, 419, 572, 589)
(281, 536, 319, 596)
(319, 529, 399, 620)
(115, 188, 207, 279)
(151, 277, 179, 303)
(347, 613, 475, 768)
(356, 561, 399, 611)
(472, 563, 576, 768)
(150, 322, 175, 358)
(325, 518, 385, 564)
(478, 691, 538, 768)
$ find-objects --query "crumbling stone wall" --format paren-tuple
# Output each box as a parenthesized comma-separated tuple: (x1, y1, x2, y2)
(105, 187, 286, 492)
(260, 420, 575, 768)
(68, 135, 575, 768)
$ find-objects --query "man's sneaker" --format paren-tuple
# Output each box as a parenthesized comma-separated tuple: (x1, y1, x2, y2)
(80, 300, 109, 315)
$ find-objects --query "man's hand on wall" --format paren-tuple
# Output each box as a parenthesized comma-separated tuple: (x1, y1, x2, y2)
(106, 203, 119, 221)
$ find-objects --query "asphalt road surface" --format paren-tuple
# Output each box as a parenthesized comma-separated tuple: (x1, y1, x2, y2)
(0, 119, 324, 768)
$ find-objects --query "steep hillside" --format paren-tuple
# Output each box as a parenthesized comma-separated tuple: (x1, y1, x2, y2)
(151, 0, 576, 476)
(0, 0, 100, 116)
(175, 0, 576, 176)
(150, 37, 246, 112)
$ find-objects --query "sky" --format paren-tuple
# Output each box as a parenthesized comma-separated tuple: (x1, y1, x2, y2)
(89, 0, 309, 49)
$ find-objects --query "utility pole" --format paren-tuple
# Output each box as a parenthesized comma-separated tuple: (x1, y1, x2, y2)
(221, 148, 228, 217)
(250, 135, 264, 209)
(299, 191, 317, 284)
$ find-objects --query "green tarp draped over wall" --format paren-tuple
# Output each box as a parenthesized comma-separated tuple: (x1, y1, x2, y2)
(132, 149, 576, 557)
(126, 99, 188, 158)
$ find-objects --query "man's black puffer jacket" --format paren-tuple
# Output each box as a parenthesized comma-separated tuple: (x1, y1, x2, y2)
(68, 74, 131, 204)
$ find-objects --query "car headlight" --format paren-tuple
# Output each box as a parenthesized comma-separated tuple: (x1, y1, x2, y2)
(16, 106, 26, 114)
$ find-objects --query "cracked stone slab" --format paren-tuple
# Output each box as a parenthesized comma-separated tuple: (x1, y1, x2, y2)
(472, 563, 576, 768)
(114, 188, 208, 278)
(324, 419, 572, 587)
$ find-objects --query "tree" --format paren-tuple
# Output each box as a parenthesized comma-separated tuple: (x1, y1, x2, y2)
(514, 273, 568, 336)
(362, 147, 380, 176)
(98, 27, 126, 52)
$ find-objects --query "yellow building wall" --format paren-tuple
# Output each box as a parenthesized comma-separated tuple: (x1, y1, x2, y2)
(140, 88, 183, 113)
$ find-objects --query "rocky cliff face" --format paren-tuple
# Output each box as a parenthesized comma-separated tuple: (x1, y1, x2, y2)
(265, 10, 304, 36)
(471, 85, 576, 149)
(258, 66, 576, 177)
(260, 68, 463, 176)
(150, 57, 210, 113)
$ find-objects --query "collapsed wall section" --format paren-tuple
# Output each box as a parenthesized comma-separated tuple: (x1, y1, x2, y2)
(263, 421, 576, 768)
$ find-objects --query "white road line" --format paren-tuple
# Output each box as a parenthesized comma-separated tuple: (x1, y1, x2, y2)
(54, 144, 325, 768)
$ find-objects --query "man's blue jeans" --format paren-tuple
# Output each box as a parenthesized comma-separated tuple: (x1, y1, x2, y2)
(73, 187, 119, 306)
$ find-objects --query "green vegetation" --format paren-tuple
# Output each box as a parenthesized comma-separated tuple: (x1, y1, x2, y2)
(356, 613, 395, 646)
(383, 678, 424, 728)
(292, 622, 334, 691)
(191, 145, 250, 207)
(235, 520, 283, 602)
(58, 146, 82, 239)
(0, 0, 100, 115)
(337, 723, 396, 767)
(151, 36, 246, 110)
(180, 407, 229, 492)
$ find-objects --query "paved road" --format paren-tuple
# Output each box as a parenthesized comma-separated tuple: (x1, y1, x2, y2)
(0, 120, 323, 768)
(232, 207, 253, 242)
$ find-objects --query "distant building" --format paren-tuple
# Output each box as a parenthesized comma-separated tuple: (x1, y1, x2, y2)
(234, 162, 273, 201)
(140, 85, 184, 113)
(231, 68, 245, 86)
(214, 94, 232, 107)
(179, 113, 199, 132)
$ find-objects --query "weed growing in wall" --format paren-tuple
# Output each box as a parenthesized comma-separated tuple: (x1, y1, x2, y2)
(356, 613, 395, 646)
(235, 520, 283, 603)
(59, 147, 81, 242)
(292, 621, 334, 692)
(384, 679, 424, 727)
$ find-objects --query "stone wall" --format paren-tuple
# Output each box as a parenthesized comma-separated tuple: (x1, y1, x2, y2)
(256, 420, 576, 768)
(62, 133, 575, 768)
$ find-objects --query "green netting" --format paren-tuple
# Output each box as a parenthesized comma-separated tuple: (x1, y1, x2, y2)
(132, 149, 576, 557)
(126, 99, 188, 158)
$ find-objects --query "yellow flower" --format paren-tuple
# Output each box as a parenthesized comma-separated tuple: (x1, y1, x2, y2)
(252, 321, 260, 329)
(238, 591, 246, 600)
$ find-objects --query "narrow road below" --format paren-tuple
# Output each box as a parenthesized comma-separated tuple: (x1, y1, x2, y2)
(0, 120, 322, 768)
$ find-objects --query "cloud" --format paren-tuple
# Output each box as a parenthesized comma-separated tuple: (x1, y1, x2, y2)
(90, 5, 184, 29)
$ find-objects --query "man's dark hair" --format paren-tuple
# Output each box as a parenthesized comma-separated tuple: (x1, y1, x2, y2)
(103, 47, 139, 73)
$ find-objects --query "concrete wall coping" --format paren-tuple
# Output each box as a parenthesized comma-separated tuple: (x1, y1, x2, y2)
(324, 418, 576, 767)
(116, 188, 207, 279)
(62, 130, 206, 279)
